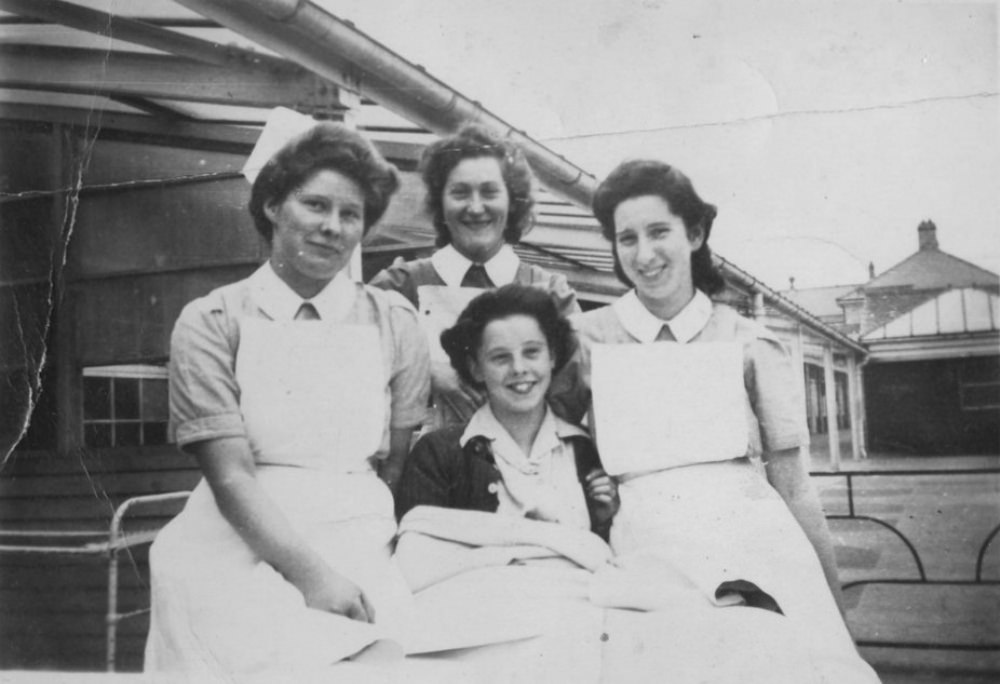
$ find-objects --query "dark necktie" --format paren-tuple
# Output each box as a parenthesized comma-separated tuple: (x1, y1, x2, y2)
(295, 302, 320, 320)
(655, 324, 676, 342)
(461, 264, 493, 288)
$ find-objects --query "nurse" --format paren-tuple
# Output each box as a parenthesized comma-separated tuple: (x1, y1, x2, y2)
(145, 118, 429, 674)
(370, 124, 579, 427)
(549, 159, 878, 678)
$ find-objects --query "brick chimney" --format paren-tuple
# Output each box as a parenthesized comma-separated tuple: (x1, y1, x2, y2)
(918, 220, 938, 251)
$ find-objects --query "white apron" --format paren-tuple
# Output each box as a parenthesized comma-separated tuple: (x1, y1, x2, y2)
(145, 319, 415, 675)
(590, 341, 748, 475)
(416, 285, 482, 366)
(591, 342, 860, 659)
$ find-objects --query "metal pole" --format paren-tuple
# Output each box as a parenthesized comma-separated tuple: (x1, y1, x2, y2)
(174, 0, 598, 206)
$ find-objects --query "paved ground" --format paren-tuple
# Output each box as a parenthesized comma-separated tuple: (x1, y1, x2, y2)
(809, 434, 1000, 683)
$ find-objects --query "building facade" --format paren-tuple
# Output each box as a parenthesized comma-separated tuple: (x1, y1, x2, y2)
(786, 222, 999, 455)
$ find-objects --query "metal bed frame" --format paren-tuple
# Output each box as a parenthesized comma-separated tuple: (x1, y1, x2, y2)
(0, 491, 191, 671)
(811, 467, 1000, 651)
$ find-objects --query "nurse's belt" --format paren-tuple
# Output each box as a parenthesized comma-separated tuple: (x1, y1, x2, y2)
(590, 341, 748, 476)
(417, 285, 482, 364)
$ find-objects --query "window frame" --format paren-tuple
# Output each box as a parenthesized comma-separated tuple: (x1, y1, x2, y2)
(82, 364, 170, 447)
(959, 379, 1000, 412)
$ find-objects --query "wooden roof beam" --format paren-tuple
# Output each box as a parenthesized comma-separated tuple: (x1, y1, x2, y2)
(0, 43, 345, 111)
(107, 95, 194, 121)
(0, 102, 258, 154)
(0, 0, 268, 69)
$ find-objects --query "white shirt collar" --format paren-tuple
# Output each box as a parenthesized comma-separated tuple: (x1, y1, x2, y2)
(250, 262, 355, 322)
(612, 289, 713, 344)
(461, 403, 590, 529)
(430, 243, 520, 287)
(460, 402, 587, 455)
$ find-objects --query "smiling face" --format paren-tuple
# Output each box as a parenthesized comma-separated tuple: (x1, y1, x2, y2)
(442, 156, 510, 262)
(471, 314, 554, 425)
(265, 169, 365, 299)
(613, 194, 705, 320)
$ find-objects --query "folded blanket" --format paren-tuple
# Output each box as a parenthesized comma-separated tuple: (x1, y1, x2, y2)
(397, 506, 612, 571)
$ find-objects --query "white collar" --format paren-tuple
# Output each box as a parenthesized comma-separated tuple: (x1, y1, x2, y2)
(430, 243, 520, 287)
(460, 402, 587, 456)
(613, 289, 713, 344)
(250, 262, 355, 322)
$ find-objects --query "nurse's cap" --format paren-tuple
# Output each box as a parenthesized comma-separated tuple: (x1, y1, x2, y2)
(241, 106, 318, 184)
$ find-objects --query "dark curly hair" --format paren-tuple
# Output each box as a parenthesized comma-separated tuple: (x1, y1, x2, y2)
(592, 159, 724, 295)
(249, 122, 399, 243)
(440, 284, 573, 389)
(420, 124, 535, 248)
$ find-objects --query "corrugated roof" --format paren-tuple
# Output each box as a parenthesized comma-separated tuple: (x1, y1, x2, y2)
(862, 287, 1000, 340)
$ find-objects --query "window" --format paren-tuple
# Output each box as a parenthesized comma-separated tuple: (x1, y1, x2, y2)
(960, 381, 1000, 411)
(959, 358, 1000, 411)
(803, 364, 826, 434)
(82, 365, 169, 447)
(835, 372, 851, 430)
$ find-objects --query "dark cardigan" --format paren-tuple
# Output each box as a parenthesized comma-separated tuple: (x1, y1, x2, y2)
(395, 425, 610, 540)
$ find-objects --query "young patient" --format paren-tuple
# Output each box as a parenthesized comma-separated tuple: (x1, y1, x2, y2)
(394, 284, 618, 591)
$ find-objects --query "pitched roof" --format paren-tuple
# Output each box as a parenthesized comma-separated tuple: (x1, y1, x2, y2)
(858, 247, 998, 292)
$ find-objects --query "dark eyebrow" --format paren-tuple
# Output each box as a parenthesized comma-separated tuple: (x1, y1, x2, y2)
(448, 180, 502, 188)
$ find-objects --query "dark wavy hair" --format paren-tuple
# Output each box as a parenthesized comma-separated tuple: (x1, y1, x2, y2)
(440, 284, 573, 388)
(420, 124, 535, 248)
(249, 122, 399, 243)
(592, 159, 724, 295)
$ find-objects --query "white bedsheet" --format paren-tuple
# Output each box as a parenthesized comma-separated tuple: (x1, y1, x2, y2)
(395, 506, 881, 683)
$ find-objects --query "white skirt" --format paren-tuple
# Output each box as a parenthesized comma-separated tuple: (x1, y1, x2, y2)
(144, 466, 414, 675)
(611, 459, 859, 659)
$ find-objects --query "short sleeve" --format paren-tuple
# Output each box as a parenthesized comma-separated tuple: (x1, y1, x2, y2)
(745, 333, 809, 453)
(386, 293, 431, 429)
(168, 297, 244, 447)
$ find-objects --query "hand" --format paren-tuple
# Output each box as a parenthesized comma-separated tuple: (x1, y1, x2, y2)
(297, 565, 375, 623)
(431, 361, 485, 421)
(584, 468, 620, 526)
